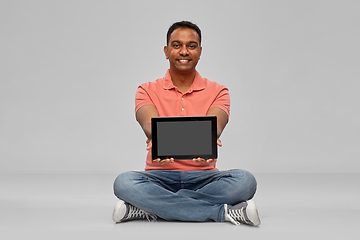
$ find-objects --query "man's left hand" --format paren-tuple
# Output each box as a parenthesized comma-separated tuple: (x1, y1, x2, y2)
(192, 139, 222, 163)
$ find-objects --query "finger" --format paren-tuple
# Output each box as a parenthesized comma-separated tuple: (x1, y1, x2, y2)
(217, 139, 222, 147)
(166, 158, 174, 164)
(152, 158, 161, 164)
(160, 158, 174, 165)
(192, 157, 206, 163)
(206, 159, 215, 163)
(146, 140, 153, 150)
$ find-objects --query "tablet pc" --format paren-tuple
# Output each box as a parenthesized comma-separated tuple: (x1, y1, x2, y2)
(151, 116, 217, 160)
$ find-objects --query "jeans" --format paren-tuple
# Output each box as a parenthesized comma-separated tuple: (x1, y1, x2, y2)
(113, 169, 257, 222)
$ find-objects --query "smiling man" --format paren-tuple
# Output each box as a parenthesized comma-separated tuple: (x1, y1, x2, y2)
(112, 21, 261, 226)
(165, 26, 202, 85)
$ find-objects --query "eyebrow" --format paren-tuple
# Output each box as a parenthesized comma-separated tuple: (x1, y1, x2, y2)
(170, 40, 199, 46)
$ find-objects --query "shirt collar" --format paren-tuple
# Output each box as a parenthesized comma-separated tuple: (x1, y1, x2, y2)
(163, 70, 206, 92)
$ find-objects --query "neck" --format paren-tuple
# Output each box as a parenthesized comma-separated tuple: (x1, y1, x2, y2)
(169, 69, 196, 91)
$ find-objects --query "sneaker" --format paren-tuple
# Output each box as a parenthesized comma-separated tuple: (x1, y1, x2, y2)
(224, 199, 261, 226)
(112, 199, 157, 223)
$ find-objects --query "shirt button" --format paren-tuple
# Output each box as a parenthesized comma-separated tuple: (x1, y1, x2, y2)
(181, 98, 184, 100)
(181, 108, 184, 111)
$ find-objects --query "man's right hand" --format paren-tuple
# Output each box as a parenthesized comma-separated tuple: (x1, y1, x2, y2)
(146, 139, 174, 165)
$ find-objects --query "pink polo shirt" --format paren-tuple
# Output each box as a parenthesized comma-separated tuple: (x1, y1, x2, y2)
(135, 70, 230, 171)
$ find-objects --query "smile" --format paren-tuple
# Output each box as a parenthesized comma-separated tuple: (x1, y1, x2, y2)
(178, 59, 190, 63)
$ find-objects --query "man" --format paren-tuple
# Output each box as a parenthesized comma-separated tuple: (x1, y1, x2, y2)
(112, 21, 261, 226)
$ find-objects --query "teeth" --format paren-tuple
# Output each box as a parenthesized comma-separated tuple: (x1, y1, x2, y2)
(179, 60, 189, 63)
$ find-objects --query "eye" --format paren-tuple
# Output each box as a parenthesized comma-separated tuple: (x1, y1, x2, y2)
(173, 44, 180, 48)
(188, 44, 197, 49)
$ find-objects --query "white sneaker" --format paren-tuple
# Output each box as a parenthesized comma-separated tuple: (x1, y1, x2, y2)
(112, 199, 157, 223)
(224, 199, 261, 226)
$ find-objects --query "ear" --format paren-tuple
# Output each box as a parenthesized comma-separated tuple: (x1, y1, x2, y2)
(164, 46, 169, 59)
(199, 46, 202, 59)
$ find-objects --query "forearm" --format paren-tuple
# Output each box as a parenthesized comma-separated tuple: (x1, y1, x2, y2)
(207, 107, 229, 138)
(136, 104, 159, 140)
(141, 123, 152, 140)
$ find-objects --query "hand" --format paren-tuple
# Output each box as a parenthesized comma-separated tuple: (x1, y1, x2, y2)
(146, 139, 152, 151)
(192, 157, 215, 163)
(152, 157, 175, 165)
(192, 139, 222, 164)
(216, 138, 222, 147)
(146, 139, 174, 165)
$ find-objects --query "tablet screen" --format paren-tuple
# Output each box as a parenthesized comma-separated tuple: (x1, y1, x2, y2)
(151, 116, 217, 160)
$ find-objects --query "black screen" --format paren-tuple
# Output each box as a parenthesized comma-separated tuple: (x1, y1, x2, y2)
(156, 121, 212, 156)
(151, 116, 217, 160)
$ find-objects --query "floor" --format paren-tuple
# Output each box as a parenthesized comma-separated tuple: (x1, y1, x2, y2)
(0, 172, 359, 239)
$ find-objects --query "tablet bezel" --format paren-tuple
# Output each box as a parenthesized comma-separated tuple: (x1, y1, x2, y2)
(151, 116, 218, 160)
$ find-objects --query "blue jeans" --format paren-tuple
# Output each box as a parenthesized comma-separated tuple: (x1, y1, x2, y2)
(113, 169, 257, 222)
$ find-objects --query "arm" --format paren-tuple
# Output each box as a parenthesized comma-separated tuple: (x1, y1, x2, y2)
(207, 107, 229, 139)
(135, 104, 159, 140)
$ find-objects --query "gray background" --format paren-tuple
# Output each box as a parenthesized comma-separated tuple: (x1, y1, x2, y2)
(1, 0, 359, 174)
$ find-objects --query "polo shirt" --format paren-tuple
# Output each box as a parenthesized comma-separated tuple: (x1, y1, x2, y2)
(135, 70, 230, 171)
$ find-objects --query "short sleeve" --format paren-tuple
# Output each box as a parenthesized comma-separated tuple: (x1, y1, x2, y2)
(210, 87, 230, 117)
(135, 85, 154, 113)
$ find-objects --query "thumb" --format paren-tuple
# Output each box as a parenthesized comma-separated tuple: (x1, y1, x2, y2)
(146, 140, 152, 150)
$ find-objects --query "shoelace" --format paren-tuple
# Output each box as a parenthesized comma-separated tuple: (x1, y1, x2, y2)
(125, 204, 157, 222)
(224, 204, 248, 226)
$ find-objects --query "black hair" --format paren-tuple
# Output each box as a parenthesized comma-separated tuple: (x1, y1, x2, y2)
(166, 21, 202, 46)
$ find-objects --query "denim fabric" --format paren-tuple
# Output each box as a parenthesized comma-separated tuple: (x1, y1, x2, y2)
(113, 169, 257, 222)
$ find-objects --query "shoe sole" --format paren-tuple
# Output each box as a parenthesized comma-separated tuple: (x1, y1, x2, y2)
(246, 199, 261, 226)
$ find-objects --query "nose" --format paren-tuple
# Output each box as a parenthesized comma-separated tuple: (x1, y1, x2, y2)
(179, 45, 189, 56)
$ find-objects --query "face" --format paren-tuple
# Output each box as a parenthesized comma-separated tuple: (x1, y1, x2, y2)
(164, 28, 202, 74)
